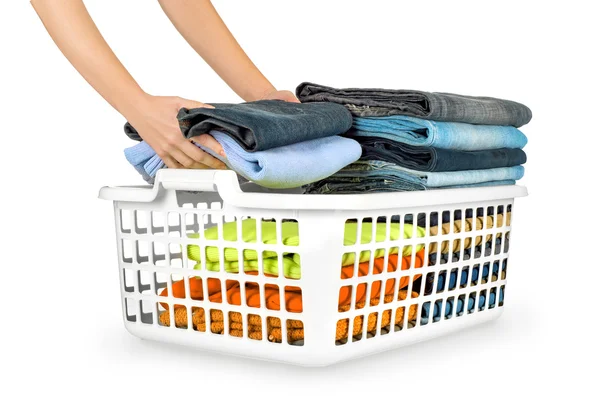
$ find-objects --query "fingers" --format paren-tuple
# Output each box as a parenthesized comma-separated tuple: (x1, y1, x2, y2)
(181, 139, 227, 169)
(282, 90, 300, 103)
(169, 146, 203, 169)
(162, 154, 183, 169)
(190, 134, 225, 157)
(178, 97, 215, 109)
(261, 90, 300, 103)
(156, 131, 226, 170)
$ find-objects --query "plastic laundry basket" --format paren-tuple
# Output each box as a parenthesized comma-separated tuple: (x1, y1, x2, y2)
(99, 169, 527, 366)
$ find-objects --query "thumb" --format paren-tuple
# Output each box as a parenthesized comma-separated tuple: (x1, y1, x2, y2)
(178, 98, 215, 110)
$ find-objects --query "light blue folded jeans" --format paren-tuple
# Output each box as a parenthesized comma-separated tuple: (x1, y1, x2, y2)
(334, 161, 524, 187)
(351, 115, 528, 150)
(124, 131, 361, 189)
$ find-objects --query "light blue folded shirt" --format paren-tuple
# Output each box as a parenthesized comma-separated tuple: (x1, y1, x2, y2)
(124, 131, 362, 188)
(351, 115, 528, 150)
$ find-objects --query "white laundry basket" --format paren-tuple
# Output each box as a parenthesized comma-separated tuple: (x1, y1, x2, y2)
(99, 169, 527, 366)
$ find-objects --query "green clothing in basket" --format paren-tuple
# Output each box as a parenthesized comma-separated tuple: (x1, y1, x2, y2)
(187, 219, 426, 279)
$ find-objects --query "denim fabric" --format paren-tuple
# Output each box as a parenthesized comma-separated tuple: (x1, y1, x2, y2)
(304, 178, 516, 194)
(296, 82, 532, 127)
(303, 160, 519, 193)
(419, 291, 500, 323)
(124, 100, 353, 152)
(124, 131, 361, 188)
(435, 262, 501, 292)
(350, 116, 527, 150)
(199, 131, 361, 189)
(400, 165, 524, 187)
(305, 177, 425, 193)
(354, 136, 527, 172)
(315, 160, 524, 187)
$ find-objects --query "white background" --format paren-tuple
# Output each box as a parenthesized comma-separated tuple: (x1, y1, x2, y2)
(1, 0, 598, 398)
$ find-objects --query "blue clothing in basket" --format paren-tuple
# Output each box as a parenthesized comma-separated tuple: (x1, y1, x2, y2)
(420, 289, 504, 324)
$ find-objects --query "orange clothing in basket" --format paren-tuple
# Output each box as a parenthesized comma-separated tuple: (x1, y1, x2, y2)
(159, 249, 424, 311)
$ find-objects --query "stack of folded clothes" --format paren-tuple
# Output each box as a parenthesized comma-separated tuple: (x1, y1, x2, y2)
(123, 100, 361, 188)
(297, 83, 531, 193)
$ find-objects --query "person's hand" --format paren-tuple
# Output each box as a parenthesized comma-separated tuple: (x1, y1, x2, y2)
(260, 89, 300, 103)
(126, 95, 227, 170)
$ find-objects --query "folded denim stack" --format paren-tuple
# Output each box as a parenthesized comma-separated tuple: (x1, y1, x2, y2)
(297, 83, 531, 193)
(123, 100, 361, 189)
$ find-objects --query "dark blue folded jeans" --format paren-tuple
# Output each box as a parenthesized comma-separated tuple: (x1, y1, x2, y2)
(354, 136, 527, 172)
(296, 82, 532, 127)
(124, 100, 353, 152)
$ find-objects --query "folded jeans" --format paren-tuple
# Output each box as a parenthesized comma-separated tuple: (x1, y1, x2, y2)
(296, 82, 532, 127)
(354, 136, 527, 172)
(349, 115, 527, 150)
(124, 100, 353, 152)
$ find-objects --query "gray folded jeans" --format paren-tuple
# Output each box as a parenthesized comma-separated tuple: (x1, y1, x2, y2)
(296, 82, 532, 127)
(124, 99, 353, 152)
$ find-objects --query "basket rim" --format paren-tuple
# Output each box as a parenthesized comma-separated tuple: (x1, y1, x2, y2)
(99, 169, 528, 210)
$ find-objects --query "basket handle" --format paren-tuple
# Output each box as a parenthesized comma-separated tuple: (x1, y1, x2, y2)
(157, 169, 224, 192)
(98, 169, 241, 202)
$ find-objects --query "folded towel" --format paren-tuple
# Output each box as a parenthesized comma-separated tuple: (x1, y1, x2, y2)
(199, 131, 361, 189)
(354, 136, 527, 172)
(124, 100, 353, 152)
(350, 116, 527, 150)
(296, 82, 532, 127)
(122, 141, 156, 182)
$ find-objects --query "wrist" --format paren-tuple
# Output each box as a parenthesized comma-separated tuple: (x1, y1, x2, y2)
(243, 83, 276, 102)
(117, 89, 152, 121)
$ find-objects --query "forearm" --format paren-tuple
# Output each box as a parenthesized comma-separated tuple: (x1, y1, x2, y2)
(31, 0, 147, 117)
(158, 0, 275, 102)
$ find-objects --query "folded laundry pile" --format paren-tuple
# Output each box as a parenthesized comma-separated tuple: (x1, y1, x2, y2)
(122, 84, 530, 192)
(123, 100, 361, 188)
(297, 83, 531, 193)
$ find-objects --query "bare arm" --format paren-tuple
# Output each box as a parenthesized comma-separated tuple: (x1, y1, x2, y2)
(158, 0, 298, 102)
(31, 0, 226, 170)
